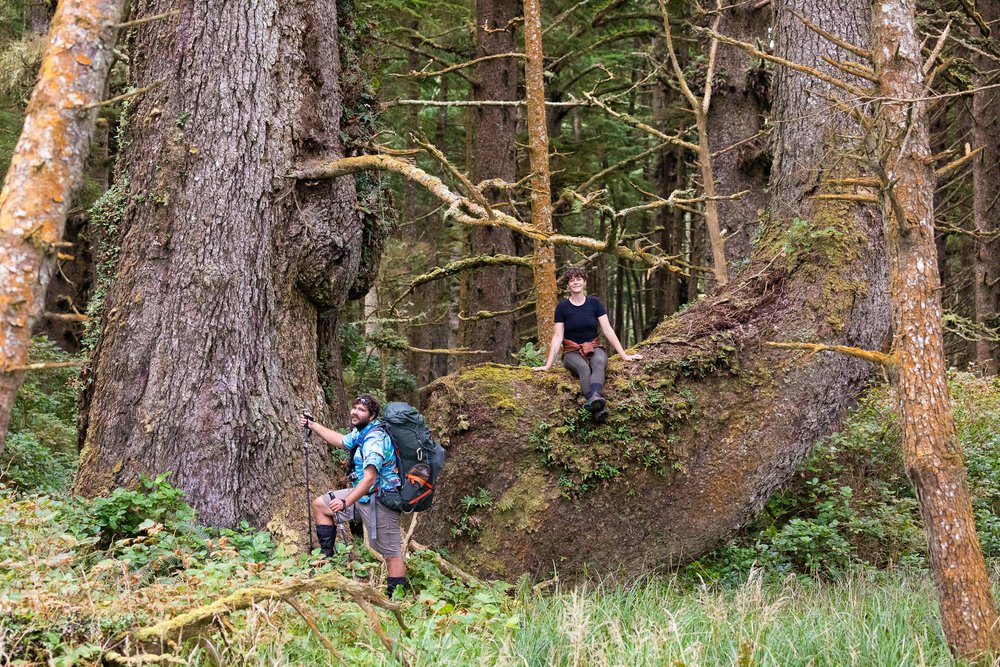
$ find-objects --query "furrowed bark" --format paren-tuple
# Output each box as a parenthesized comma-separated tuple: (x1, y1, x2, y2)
(0, 0, 125, 447)
(873, 0, 1000, 656)
(75, 0, 376, 538)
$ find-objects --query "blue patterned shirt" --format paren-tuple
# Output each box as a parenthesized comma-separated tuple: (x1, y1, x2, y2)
(341, 420, 401, 503)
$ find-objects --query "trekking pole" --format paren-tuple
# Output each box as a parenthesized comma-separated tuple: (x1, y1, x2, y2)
(302, 410, 315, 554)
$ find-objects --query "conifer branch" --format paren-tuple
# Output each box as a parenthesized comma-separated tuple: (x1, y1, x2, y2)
(765, 341, 896, 366)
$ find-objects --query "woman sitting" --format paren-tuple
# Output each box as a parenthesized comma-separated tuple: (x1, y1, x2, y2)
(533, 266, 642, 420)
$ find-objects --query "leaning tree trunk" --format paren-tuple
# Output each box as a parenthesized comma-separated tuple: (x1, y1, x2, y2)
(873, 0, 1000, 656)
(415, 0, 891, 580)
(0, 0, 124, 446)
(75, 0, 379, 538)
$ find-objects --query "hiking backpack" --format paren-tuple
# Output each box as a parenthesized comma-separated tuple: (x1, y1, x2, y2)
(376, 402, 446, 513)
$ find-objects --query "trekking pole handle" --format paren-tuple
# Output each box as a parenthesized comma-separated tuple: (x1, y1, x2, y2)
(301, 410, 314, 444)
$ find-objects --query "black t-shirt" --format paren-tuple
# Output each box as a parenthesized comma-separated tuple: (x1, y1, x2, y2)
(554, 296, 607, 344)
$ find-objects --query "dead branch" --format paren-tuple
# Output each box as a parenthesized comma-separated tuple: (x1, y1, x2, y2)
(822, 177, 878, 187)
(765, 341, 896, 366)
(789, 9, 872, 59)
(384, 39, 476, 85)
(543, 0, 593, 35)
(385, 99, 589, 108)
(923, 21, 951, 75)
(44, 311, 89, 322)
(293, 155, 686, 273)
(582, 92, 698, 152)
(393, 52, 524, 79)
(84, 81, 162, 110)
(407, 346, 491, 355)
(133, 571, 403, 647)
(282, 596, 346, 664)
(710, 129, 771, 159)
(820, 56, 878, 82)
(935, 146, 983, 177)
(409, 540, 481, 587)
(412, 136, 494, 219)
(2, 359, 86, 372)
(396, 253, 532, 304)
(691, 25, 873, 99)
(115, 9, 179, 29)
(458, 300, 535, 322)
(810, 193, 879, 203)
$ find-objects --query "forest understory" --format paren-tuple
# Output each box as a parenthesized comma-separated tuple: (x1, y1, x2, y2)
(3, 339, 1000, 664)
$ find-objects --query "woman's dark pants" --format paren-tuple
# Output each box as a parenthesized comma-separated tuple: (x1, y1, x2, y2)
(562, 348, 607, 396)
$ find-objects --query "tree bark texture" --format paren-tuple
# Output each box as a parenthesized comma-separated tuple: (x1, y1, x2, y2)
(971, 0, 1000, 372)
(523, 0, 558, 346)
(0, 0, 125, 446)
(412, 0, 890, 581)
(463, 0, 520, 365)
(873, 0, 1000, 656)
(75, 0, 378, 538)
(706, 0, 770, 269)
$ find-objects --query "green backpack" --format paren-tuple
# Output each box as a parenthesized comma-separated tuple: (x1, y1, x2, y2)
(375, 402, 446, 513)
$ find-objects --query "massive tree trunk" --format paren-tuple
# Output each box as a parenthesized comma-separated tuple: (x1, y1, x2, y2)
(416, 0, 891, 580)
(462, 0, 520, 365)
(75, 0, 378, 537)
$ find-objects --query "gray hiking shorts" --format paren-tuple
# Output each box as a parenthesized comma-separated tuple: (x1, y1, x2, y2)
(327, 488, 402, 558)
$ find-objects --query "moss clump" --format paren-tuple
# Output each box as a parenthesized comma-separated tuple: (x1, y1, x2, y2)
(530, 346, 741, 496)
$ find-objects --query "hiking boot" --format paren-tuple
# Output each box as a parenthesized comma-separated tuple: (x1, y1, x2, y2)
(594, 407, 609, 423)
(584, 394, 606, 412)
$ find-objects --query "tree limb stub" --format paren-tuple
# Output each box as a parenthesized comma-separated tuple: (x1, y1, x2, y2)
(765, 341, 896, 366)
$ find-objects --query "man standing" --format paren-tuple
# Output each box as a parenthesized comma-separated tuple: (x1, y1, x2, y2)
(300, 395, 407, 597)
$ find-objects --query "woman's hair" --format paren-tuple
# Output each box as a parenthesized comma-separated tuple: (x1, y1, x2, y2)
(561, 266, 587, 284)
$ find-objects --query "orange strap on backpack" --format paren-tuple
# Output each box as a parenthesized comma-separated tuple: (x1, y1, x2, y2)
(562, 337, 603, 361)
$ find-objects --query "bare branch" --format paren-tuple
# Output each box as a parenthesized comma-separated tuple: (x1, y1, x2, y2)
(582, 92, 699, 152)
(923, 21, 951, 75)
(691, 25, 873, 99)
(395, 253, 532, 304)
(115, 9, 179, 29)
(385, 99, 589, 108)
(83, 81, 162, 110)
(458, 300, 535, 321)
(393, 52, 524, 79)
(811, 193, 879, 203)
(820, 55, 878, 82)
(789, 9, 872, 59)
(935, 145, 983, 177)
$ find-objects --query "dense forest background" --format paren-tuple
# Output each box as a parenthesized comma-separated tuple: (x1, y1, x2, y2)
(2, 0, 1000, 662)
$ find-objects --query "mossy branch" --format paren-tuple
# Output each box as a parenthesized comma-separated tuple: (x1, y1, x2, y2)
(766, 341, 896, 366)
(132, 571, 407, 663)
(396, 253, 532, 305)
(789, 9, 872, 59)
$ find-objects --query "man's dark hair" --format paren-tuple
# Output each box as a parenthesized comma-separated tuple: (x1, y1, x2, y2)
(561, 266, 587, 285)
(352, 394, 380, 419)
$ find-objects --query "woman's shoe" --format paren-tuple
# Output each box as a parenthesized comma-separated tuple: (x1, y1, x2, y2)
(584, 394, 606, 412)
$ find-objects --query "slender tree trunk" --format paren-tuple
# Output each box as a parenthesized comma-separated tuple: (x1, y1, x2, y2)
(706, 0, 770, 269)
(75, 0, 378, 538)
(523, 0, 557, 345)
(0, 0, 125, 446)
(971, 0, 1000, 372)
(873, 0, 1000, 656)
(463, 0, 519, 365)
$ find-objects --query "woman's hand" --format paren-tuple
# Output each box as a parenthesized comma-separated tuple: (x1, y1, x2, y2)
(622, 353, 643, 362)
(532, 364, 552, 371)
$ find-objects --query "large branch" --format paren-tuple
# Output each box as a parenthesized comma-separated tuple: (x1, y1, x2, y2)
(291, 156, 686, 273)
(0, 0, 127, 444)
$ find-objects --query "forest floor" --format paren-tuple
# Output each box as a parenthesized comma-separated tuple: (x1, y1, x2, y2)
(0, 480, 990, 666)
(3, 340, 1000, 665)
